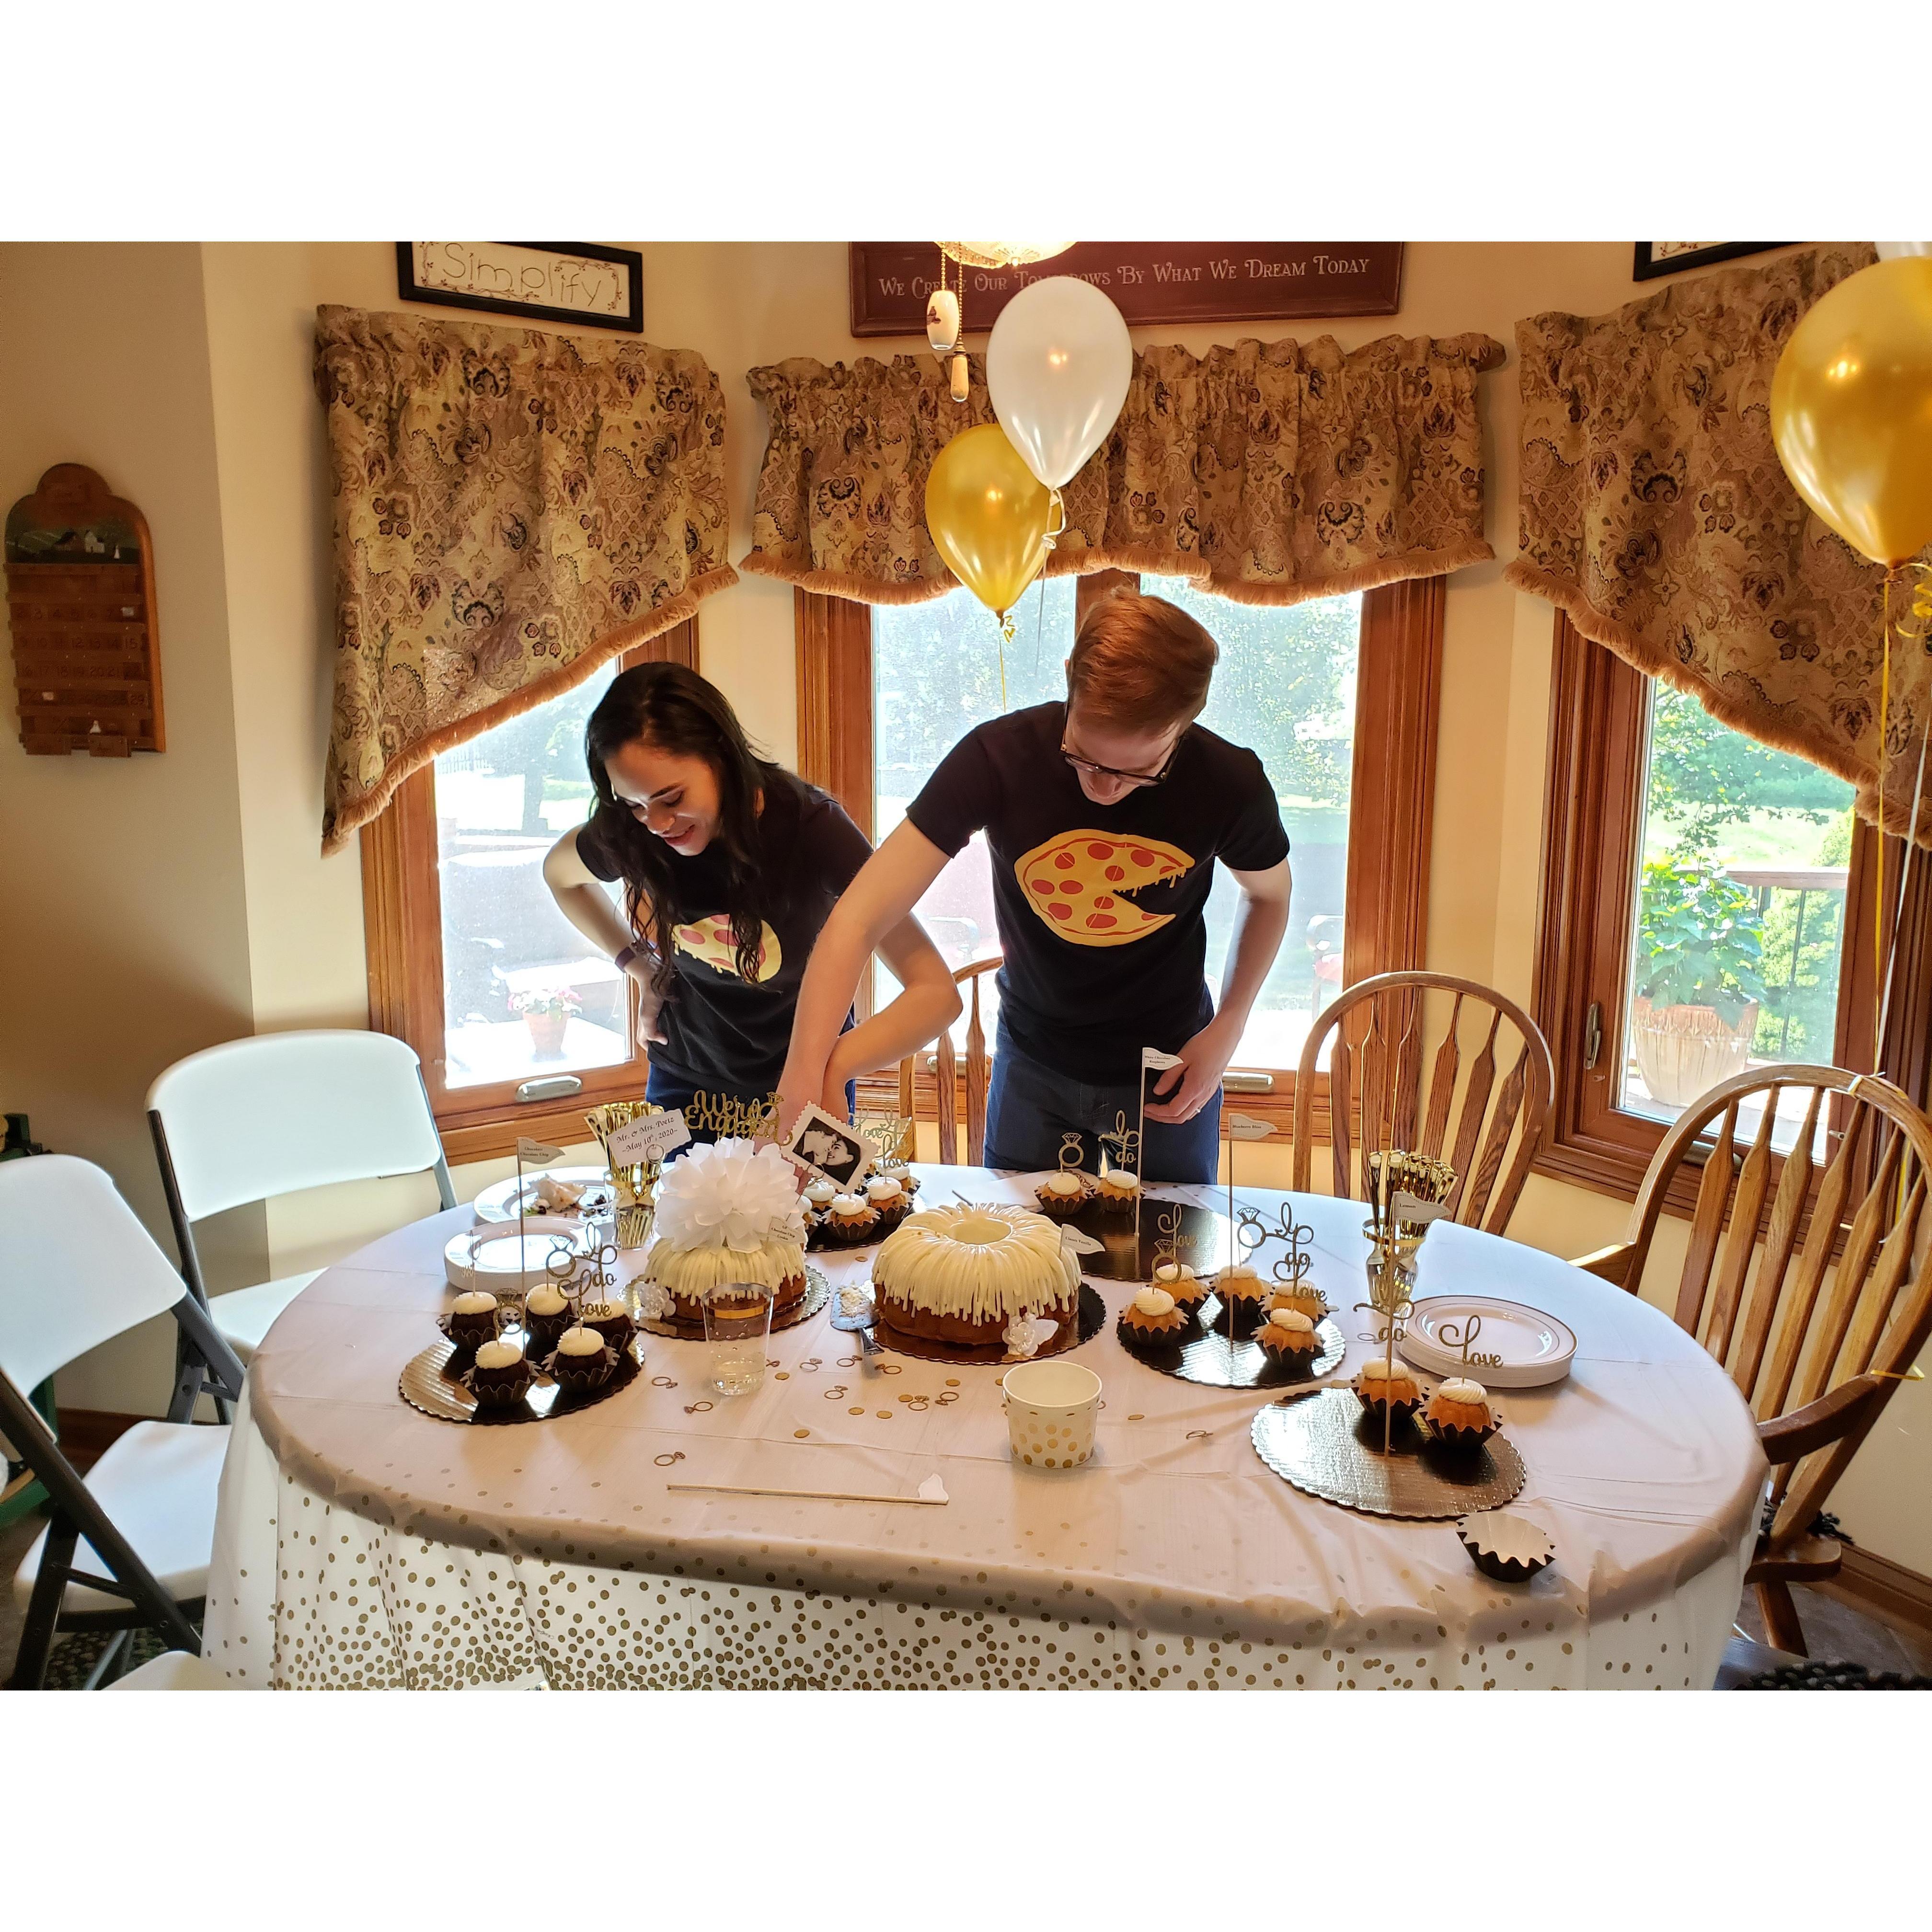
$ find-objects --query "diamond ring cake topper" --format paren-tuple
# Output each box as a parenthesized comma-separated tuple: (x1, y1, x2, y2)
(1057, 1131, 1086, 1173)
(1235, 1205, 1269, 1265)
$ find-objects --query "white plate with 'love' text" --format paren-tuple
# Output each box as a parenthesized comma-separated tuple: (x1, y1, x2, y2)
(1399, 1296, 1577, 1389)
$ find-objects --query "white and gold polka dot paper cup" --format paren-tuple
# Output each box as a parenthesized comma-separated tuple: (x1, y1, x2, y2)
(1001, 1360, 1102, 1470)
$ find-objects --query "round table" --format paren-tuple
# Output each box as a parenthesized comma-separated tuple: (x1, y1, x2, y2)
(202, 1169, 1765, 1689)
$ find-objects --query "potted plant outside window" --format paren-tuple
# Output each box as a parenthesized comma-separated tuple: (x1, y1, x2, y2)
(511, 987, 581, 1058)
(1631, 854, 1767, 1107)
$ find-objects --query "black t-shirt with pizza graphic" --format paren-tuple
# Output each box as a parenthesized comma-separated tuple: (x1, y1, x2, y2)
(575, 767, 871, 1097)
(906, 702, 1289, 1085)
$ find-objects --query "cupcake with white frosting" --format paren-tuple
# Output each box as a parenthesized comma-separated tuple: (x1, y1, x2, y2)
(1093, 1168, 1141, 1215)
(1424, 1377, 1499, 1448)
(1034, 1168, 1095, 1221)
(1119, 1282, 1187, 1345)
(863, 1172, 914, 1236)
(1352, 1355, 1424, 1418)
(819, 1191, 882, 1247)
(445, 1289, 499, 1351)
(465, 1335, 535, 1407)
(1150, 1261, 1208, 1317)
(1266, 1279, 1329, 1323)
(1254, 1306, 1320, 1366)
(546, 1322, 617, 1394)
(522, 1280, 574, 1353)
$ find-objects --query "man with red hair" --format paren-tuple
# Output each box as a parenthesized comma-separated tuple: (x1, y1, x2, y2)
(778, 592, 1292, 1182)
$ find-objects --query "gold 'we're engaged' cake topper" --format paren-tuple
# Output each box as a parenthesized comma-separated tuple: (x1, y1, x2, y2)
(1058, 1131, 1087, 1173)
(1098, 1111, 1141, 1176)
(686, 1090, 784, 1144)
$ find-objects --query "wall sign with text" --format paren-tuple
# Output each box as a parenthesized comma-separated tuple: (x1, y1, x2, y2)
(397, 242, 644, 333)
(848, 242, 1403, 337)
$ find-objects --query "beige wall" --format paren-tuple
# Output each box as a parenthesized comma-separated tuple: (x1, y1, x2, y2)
(3, 239, 1925, 1570)
(0, 243, 268, 1410)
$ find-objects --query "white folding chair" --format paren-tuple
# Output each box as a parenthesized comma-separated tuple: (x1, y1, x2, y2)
(1, 1156, 247, 1690)
(147, 1030, 456, 1373)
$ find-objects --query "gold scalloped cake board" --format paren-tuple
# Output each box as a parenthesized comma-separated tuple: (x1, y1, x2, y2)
(634, 1265, 831, 1341)
(1251, 1388, 1526, 1519)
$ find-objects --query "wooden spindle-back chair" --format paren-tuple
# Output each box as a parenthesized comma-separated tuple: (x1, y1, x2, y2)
(897, 955, 1002, 1166)
(1291, 971, 1555, 1235)
(1575, 1065, 1932, 1656)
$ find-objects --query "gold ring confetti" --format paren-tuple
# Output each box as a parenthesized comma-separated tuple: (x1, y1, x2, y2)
(684, 1400, 714, 1414)
(653, 1452, 685, 1467)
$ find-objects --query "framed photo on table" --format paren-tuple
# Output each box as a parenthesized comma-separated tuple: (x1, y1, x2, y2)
(1632, 243, 1789, 282)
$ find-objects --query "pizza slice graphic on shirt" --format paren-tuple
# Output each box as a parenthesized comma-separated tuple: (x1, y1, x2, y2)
(671, 913, 783, 985)
(1014, 831, 1196, 949)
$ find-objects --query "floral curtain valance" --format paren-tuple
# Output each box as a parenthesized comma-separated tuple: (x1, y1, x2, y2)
(1505, 244, 1932, 845)
(315, 304, 736, 854)
(741, 330, 1506, 610)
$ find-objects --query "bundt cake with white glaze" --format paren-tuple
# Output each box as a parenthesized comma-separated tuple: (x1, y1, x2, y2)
(643, 1138, 809, 1322)
(870, 1203, 1081, 1353)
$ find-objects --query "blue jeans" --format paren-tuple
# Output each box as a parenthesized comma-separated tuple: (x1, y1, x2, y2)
(983, 1037, 1222, 1184)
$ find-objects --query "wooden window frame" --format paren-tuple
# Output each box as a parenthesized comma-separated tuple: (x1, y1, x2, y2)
(1530, 609, 1932, 1213)
(796, 575, 1447, 1138)
(360, 621, 698, 1163)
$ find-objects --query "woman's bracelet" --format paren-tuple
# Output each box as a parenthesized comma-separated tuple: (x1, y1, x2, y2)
(614, 941, 645, 972)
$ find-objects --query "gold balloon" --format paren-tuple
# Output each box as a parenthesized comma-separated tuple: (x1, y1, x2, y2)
(924, 424, 1052, 617)
(1771, 256, 1932, 568)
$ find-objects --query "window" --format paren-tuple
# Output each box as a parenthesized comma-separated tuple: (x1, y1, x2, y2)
(362, 623, 696, 1161)
(797, 572, 1445, 1129)
(1533, 610, 1932, 1206)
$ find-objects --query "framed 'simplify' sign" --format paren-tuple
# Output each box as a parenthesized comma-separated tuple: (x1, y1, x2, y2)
(398, 242, 644, 333)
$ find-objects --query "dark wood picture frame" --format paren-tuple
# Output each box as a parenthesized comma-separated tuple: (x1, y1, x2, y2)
(1632, 243, 1789, 282)
(396, 242, 644, 334)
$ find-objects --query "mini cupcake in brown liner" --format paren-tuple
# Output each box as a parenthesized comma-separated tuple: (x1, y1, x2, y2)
(1209, 1264, 1269, 1332)
(1456, 1511, 1553, 1584)
(1092, 1170, 1141, 1216)
(442, 1290, 500, 1352)
(1266, 1280, 1329, 1323)
(578, 1298, 635, 1353)
(463, 1337, 536, 1409)
(1254, 1306, 1322, 1366)
(819, 1193, 882, 1246)
(521, 1282, 574, 1355)
(1422, 1376, 1501, 1450)
(1118, 1283, 1188, 1349)
(1352, 1357, 1424, 1418)
(1150, 1262, 1209, 1318)
(862, 1173, 915, 1235)
(544, 1325, 617, 1395)
(1034, 1171, 1095, 1220)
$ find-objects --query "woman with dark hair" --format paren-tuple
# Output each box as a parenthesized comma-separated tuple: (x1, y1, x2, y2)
(542, 661, 961, 1127)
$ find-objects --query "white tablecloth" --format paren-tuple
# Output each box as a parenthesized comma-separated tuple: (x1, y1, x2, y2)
(203, 1172, 1765, 1689)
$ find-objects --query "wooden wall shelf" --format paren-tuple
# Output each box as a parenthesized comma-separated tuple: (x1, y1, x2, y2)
(4, 463, 164, 757)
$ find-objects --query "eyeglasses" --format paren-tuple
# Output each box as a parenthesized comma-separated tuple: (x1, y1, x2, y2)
(1060, 739, 1179, 791)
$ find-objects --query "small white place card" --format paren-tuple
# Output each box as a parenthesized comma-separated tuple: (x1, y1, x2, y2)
(1390, 1191, 1451, 1227)
(1059, 1225, 1107, 1256)
(606, 1111, 692, 1168)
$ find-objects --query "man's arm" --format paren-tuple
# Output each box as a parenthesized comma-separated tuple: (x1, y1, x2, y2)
(776, 820, 953, 1133)
(1144, 858, 1293, 1124)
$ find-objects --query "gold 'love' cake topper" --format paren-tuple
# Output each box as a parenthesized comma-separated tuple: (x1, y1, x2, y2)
(1149, 1204, 1184, 1277)
(857, 1113, 917, 1170)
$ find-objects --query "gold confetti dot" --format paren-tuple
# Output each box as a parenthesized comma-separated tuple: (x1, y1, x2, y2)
(774, 1372, 790, 1380)
(794, 1429, 810, 1439)
(849, 1405, 864, 1415)
(876, 1410, 892, 1419)
(944, 1378, 960, 1387)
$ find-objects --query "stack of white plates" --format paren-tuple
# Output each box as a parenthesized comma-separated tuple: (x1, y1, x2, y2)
(1399, 1296, 1577, 1388)
(443, 1216, 588, 1292)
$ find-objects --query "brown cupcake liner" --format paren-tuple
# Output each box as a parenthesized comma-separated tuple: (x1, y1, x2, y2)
(462, 1360, 538, 1409)
(582, 1308, 636, 1352)
(522, 1309, 573, 1354)
(819, 1212, 882, 1247)
(543, 1343, 618, 1395)
(1456, 1517, 1553, 1584)
(1421, 1408, 1503, 1452)
(437, 1312, 499, 1354)
(1353, 1382, 1426, 1418)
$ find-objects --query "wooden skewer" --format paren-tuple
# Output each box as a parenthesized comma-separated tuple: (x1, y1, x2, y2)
(667, 1481, 947, 1506)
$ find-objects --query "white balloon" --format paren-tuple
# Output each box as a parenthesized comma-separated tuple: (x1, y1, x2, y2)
(986, 276, 1133, 491)
(1875, 242, 1932, 260)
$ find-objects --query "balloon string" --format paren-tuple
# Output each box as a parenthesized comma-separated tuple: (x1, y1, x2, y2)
(1878, 573, 1893, 1058)
(997, 611, 1013, 713)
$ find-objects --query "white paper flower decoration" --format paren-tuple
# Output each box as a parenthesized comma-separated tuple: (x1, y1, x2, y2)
(652, 1138, 807, 1254)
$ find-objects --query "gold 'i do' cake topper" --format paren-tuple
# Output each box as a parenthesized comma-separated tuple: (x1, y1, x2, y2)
(1271, 1217, 1315, 1290)
(1098, 1111, 1140, 1175)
